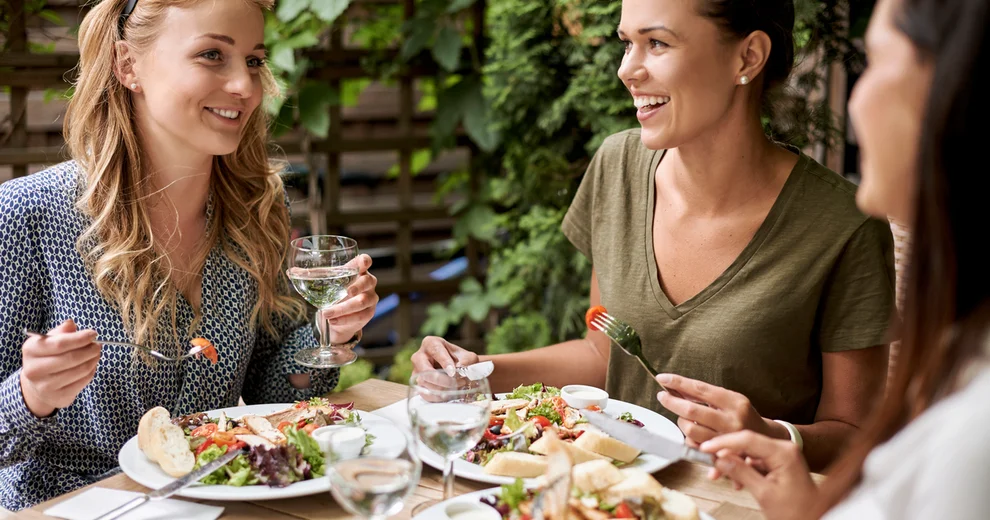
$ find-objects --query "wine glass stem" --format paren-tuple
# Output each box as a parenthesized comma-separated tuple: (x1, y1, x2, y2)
(443, 457, 455, 500)
(318, 309, 332, 352)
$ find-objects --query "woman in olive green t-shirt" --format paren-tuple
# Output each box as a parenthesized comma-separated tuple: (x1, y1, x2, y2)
(410, 0, 895, 471)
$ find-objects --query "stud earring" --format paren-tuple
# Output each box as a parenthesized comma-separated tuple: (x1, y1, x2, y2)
(740, 76, 750, 85)
(130, 83, 138, 90)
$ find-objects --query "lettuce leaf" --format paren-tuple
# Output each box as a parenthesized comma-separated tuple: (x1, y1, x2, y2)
(283, 425, 326, 477)
(506, 383, 559, 400)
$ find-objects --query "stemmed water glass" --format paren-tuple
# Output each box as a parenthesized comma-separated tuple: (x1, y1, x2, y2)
(407, 370, 491, 512)
(286, 235, 360, 368)
(325, 423, 422, 519)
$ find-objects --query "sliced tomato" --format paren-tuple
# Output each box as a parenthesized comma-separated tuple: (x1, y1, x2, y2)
(586, 405, 602, 412)
(488, 417, 504, 427)
(195, 438, 215, 456)
(277, 421, 293, 433)
(212, 431, 237, 447)
(294, 401, 309, 409)
(302, 423, 319, 434)
(613, 503, 635, 518)
(190, 423, 217, 438)
(483, 429, 498, 441)
(529, 416, 552, 428)
(229, 441, 247, 451)
(296, 419, 308, 429)
(584, 305, 607, 331)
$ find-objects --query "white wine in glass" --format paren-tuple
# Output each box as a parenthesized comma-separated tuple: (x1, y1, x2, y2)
(326, 424, 421, 519)
(407, 370, 491, 513)
(287, 235, 359, 368)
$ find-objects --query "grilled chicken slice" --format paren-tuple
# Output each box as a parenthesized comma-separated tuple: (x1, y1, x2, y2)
(242, 414, 287, 445)
(234, 434, 275, 449)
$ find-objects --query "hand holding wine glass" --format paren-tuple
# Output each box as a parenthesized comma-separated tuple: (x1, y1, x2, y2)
(407, 370, 491, 511)
(287, 235, 366, 368)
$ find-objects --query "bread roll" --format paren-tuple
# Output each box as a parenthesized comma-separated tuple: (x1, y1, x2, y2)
(661, 487, 701, 520)
(137, 406, 171, 461)
(483, 452, 549, 478)
(572, 430, 640, 463)
(152, 422, 195, 478)
(571, 459, 624, 493)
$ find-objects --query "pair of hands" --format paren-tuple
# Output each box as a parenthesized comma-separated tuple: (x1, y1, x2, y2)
(657, 374, 818, 519)
(407, 338, 820, 519)
(20, 255, 380, 418)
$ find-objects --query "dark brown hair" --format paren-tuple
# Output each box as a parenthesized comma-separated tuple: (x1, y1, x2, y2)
(815, 0, 990, 514)
(697, 0, 796, 94)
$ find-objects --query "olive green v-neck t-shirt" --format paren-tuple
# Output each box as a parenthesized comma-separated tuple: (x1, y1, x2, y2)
(562, 129, 897, 424)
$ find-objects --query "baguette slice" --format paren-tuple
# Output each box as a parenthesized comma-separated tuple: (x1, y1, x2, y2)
(601, 468, 665, 504)
(483, 452, 548, 478)
(152, 422, 195, 478)
(661, 487, 701, 520)
(529, 435, 607, 464)
(571, 459, 624, 493)
(572, 429, 641, 463)
(137, 406, 171, 461)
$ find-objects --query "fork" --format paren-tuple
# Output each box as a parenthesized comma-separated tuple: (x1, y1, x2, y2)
(588, 311, 687, 399)
(23, 329, 204, 362)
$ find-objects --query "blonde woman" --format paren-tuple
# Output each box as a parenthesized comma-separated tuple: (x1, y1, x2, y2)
(0, 0, 378, 510)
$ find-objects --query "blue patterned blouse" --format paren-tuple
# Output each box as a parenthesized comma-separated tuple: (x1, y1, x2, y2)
(0, 162, 339, 511)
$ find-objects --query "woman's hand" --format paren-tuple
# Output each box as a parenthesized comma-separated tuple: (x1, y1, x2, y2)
(701, 431, 818, 520)
(320, 254, 378, 345)
(20, 319, 102, 418)
(656, 374, 787, 447)
(410, 336, 480, 376)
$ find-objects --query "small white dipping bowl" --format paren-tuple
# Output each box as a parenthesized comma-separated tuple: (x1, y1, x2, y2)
(561, 384, 609, 410)
(445, 501, 502, 520)
(311, 425, 366, 461)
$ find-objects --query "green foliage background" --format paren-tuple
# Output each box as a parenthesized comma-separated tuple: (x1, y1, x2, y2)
(263, 0, 874, 387)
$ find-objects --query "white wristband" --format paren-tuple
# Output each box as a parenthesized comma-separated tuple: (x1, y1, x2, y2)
(773, 419, 804, 451)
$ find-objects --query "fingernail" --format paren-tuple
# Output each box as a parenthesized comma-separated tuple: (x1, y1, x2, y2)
(657, 391, 668, 401)
(444, 364, 456, 376)
(657, 374, 672, 384)
(700, 440, 712, 451)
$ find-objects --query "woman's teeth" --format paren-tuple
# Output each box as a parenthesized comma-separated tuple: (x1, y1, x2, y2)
(633, 96, 671, 109)
(208, 108, 240, 120)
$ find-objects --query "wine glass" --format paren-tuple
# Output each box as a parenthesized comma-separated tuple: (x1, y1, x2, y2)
(407, 370, 491, 511)
(324, 423, 421, 520)
(286, 235, 360, 368)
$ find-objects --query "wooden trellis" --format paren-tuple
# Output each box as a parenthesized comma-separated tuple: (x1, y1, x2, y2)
(0, 0, 487, 363)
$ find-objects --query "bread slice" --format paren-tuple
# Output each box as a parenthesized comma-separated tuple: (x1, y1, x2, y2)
(601, 468, 665, 504)
(661, 487, 701, 520)
(483, 452, 549, 478)
(137, 406, 171, 461)
(151, 422, 195, 477)
(571, 459, 624, 493)
(529, 435, 607, 464)
(572, 430, 641, 463)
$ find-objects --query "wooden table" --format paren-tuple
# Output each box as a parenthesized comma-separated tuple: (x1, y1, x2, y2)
(22, 380, 770, 520)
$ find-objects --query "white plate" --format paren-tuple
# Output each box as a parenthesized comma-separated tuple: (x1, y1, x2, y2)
(376, 394, 684, 487)
(118, 403, 401, 501)
(411, 487, 716, 520)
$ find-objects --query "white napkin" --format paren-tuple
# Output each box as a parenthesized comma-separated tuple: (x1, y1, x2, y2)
(454, 360, 494, 381)
(43, 487, 224, 520)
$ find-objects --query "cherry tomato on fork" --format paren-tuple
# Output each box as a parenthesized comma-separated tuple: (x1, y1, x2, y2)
(613, 503, 635, 518)
(191, 337, 218, 364)
(585, 305, 607, 331)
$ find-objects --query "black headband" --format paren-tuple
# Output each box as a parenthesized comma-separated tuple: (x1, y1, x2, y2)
(118, 0, 139, 38)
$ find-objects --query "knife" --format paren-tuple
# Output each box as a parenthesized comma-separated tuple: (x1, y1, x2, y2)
(582, 411, 715, 466)
(94, 447, 246, 520)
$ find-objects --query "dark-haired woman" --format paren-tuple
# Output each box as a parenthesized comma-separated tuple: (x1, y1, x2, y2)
(410, 0, 896, 470)
(702, 0, 990, 517)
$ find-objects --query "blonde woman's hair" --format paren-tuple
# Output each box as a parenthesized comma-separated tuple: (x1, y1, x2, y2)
(65, 0, 306, 350)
